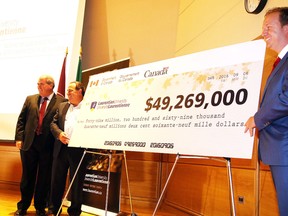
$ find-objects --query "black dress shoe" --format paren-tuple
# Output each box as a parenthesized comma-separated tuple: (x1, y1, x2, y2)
(14, 209, 27, 216)
(36, 209, 47, 216)
(68, 212, 80, 216)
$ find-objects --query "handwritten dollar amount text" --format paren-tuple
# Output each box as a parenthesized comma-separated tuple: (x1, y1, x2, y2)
(144, 88, 248, 112)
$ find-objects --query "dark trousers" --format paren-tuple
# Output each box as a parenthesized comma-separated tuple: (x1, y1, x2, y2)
(18, 135, 52, 210)
(50, 147, 87, 215)
(270, 165, 288, 216)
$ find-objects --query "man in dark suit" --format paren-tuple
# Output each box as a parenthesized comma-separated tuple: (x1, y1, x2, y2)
(245, 7, 288, 216)
(49, 81, 88, 216)
(14, 75, 67, 216)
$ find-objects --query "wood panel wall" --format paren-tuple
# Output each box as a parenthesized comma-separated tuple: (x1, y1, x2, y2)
(0, 143, 21, 189)
(0, 143, 280, 216)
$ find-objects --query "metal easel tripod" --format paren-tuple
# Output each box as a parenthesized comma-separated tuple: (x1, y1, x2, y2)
(152, 154, 236, 216)
(56, 149, 138, 216)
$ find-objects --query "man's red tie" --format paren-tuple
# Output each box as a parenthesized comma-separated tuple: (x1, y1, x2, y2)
(272, 57, 281, 71)
(36, 97, 48, 135)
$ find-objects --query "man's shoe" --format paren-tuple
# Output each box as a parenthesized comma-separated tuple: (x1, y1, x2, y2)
(14, 209, 27, 216)
(36, 209, 47, 216)
(68, 212, 80, 216)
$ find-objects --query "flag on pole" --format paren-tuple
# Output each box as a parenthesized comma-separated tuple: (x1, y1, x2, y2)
(76, 47, 82, 82)
(57, 48, 68, 97)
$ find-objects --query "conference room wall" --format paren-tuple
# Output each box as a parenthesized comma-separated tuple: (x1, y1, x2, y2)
(1, 0, 287, 215)
(80, 0, 286, 69)
(79, 1, 284, 215)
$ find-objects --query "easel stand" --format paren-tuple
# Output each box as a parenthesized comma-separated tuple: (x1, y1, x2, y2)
(123, 151, 138, 216)
(152, 154, 236, 216)
(57, 149, 137, 216)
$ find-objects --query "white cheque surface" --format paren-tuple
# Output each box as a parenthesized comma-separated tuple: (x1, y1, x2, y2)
(69, 40, 266, 159)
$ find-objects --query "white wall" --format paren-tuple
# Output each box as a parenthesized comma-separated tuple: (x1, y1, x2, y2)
(176, 0, 288, 56)
(81, 0, 287, 69)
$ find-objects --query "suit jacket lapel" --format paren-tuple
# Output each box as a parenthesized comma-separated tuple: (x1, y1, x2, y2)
(63, 103, 70, 115)
(36, 95, 41, 117)
(269, 54, 287, 79)
(261, 52, 288, 103)
(44, 93, 56, 118)
(61, 103, 70, 129)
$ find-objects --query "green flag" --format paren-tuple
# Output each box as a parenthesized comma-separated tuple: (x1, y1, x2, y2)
(76, 55, 82, 81)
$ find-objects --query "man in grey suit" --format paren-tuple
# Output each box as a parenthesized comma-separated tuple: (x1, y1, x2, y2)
(245, 7, 288, 216)
(15, 75, 67, 216)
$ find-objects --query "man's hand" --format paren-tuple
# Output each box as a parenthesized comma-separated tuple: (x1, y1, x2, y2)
(244, 116, 256, 137)
(59, 132, 70, 145)
(15, 141, 22, 149)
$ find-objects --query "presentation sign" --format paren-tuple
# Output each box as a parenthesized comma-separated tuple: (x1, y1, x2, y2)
(70, 40, 266, 159)
(82, 151, 122, 215)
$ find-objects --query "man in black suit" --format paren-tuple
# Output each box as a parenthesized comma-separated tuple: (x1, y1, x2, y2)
(15, 75, 67, 216)
(49, 81, 88, 216)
